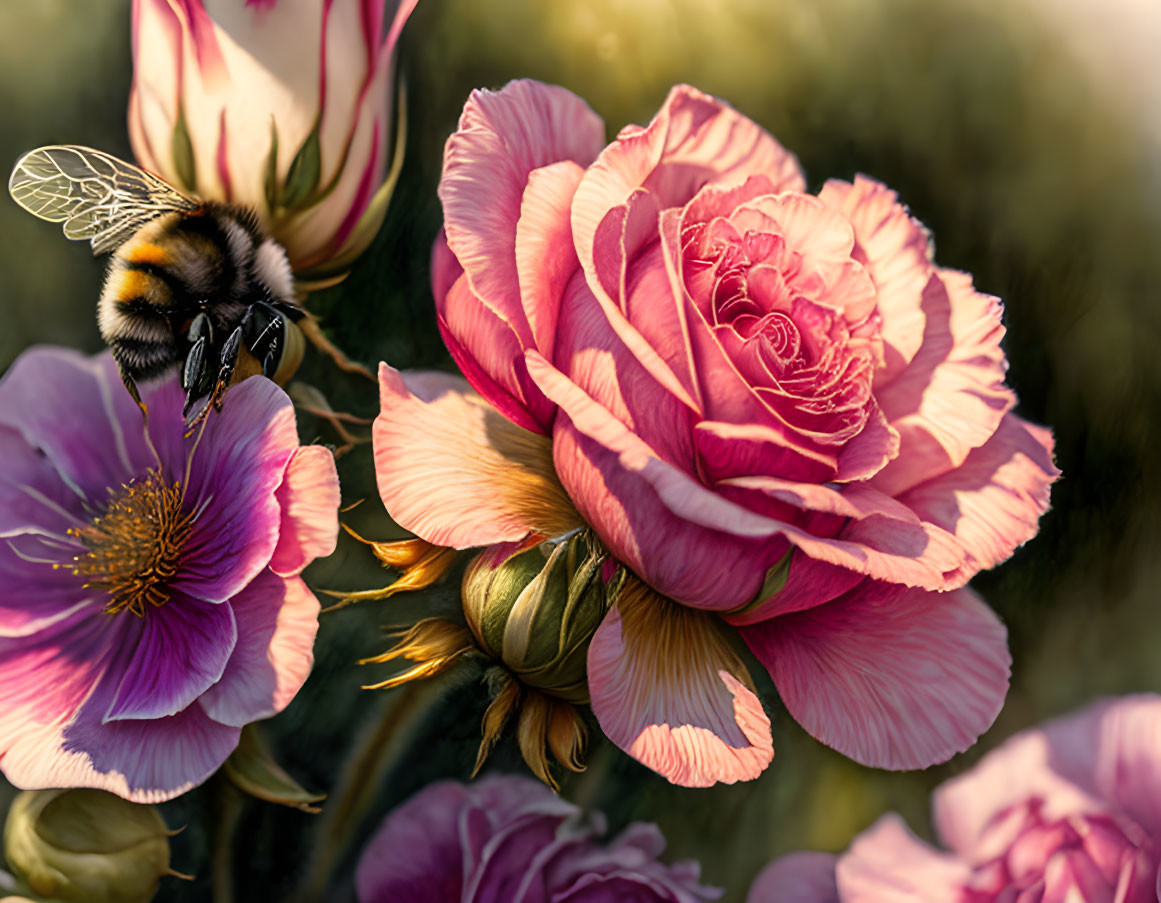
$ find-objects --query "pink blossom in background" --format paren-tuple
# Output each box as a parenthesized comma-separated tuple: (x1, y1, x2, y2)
(355, 774, 722, 903)
(748, 694, 1161, 903)
(374, 80, 1059, 787)
(0, 348, 339, 803)
(129, 0, 416, 275)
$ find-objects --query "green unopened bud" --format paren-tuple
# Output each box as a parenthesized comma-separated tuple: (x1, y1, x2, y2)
(4, 789, 176, 903)
(462, 532, 615, 703)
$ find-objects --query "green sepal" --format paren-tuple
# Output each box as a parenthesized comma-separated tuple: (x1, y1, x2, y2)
(170, 106, 197, 193)
(290, 81, 409, 283)
(223, 725, 325, 813)
(279, 122, 322, 212)
(726, 551, 793, 619)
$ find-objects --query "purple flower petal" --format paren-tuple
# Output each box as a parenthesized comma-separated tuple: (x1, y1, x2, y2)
(199, 571, 318, 727)
(0, 348, 154, 498)
(102, 594, 237, 722)
(0, 540, 95, 638)
(746, 852, 839, 903)
(169, 377, 298, 602)
(356, 781, 471, 903)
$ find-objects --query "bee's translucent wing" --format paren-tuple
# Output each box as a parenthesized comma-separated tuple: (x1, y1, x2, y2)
(8, 145, 199, 255)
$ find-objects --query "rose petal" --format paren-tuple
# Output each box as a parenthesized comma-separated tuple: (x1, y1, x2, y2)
(834, 404, 899, 482)
(898, 414, 1058, 580)
(103, 594, 237, 722)
(587, 581, 774, 787)
(438, 269, 556, 434)
(572, 84, 804, 284)
(199, 572, 319, 726)
(570, 208, 705, 415)
(373, 365, 582, 548)
(516, 160, 589, 359)
(439, 78, 605, 360)
(934, 695, 1161, 858)
(682, 300, 849, 482)
(179, 0, 319, 209)
(269, 445, 340, 577)
(742, 582, 1010, 769)
(436, 263, 552, 431)
(552, 269, 697, 471)
(315, 0, 374, 182)
(746, 853, 840, 903)
(130, 0, 183, 175)
(835, 814, 971, 903)
(551, 415, 782, 611)
(722, 551, 864, 627)
(871, 270, 1015, 496)
(716, 477, 967, 594)
(531, 350, 962, 601)
(692, 420, 839, 487)
(818, 177, 935, 382)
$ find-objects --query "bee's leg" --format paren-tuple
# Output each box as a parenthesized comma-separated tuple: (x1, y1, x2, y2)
(117, 364, 145, 417)
(183, 325, 242, 431)
(181, 313, 216, 420)
(243, 301, 285, 378)
(211, 326, 244, 412)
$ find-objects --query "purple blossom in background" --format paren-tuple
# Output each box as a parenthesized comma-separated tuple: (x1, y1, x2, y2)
(748, 694, 1161, 902)
(0, 348, 339, 803)
(356, 774, 723, 902)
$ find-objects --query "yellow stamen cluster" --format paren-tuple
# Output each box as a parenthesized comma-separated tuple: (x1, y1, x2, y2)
(66, 469, 194, 617)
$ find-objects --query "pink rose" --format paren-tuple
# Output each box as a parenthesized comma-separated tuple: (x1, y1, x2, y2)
(375, 81, 1058, 785)
(749, 695, 1161, 903)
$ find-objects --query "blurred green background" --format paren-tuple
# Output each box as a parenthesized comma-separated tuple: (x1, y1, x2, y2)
(1, 1, 1159, 901)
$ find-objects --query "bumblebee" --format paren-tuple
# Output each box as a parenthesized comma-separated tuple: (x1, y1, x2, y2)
(8, 145, 306, 425)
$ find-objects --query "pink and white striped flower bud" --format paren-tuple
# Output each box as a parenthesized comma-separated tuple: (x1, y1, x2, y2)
(129, 0, 415, 278)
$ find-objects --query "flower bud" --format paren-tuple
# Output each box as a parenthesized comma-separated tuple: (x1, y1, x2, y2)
(129, 0, 416, 279)
(3, 789, 175, 903)
(461, 532, 614, 704)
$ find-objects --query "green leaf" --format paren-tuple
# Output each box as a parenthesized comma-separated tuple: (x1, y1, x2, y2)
(222, 725, 325, 813)
(280, 122, 322, 211)
(170, 106, 197, 193)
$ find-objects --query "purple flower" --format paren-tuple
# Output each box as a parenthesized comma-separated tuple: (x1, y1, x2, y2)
(748, 694, 1161, 903)
(355, 775, 723, 903)
(0, 348, 339, 803)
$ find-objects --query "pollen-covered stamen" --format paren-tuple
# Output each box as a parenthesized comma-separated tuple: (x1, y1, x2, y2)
(66, 469, 194, 617)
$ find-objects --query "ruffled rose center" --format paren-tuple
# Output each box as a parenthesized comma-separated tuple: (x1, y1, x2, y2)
(68, 469, 195, 617)
(682, 217, 876, 443)
(962, 800, 1158, 903)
